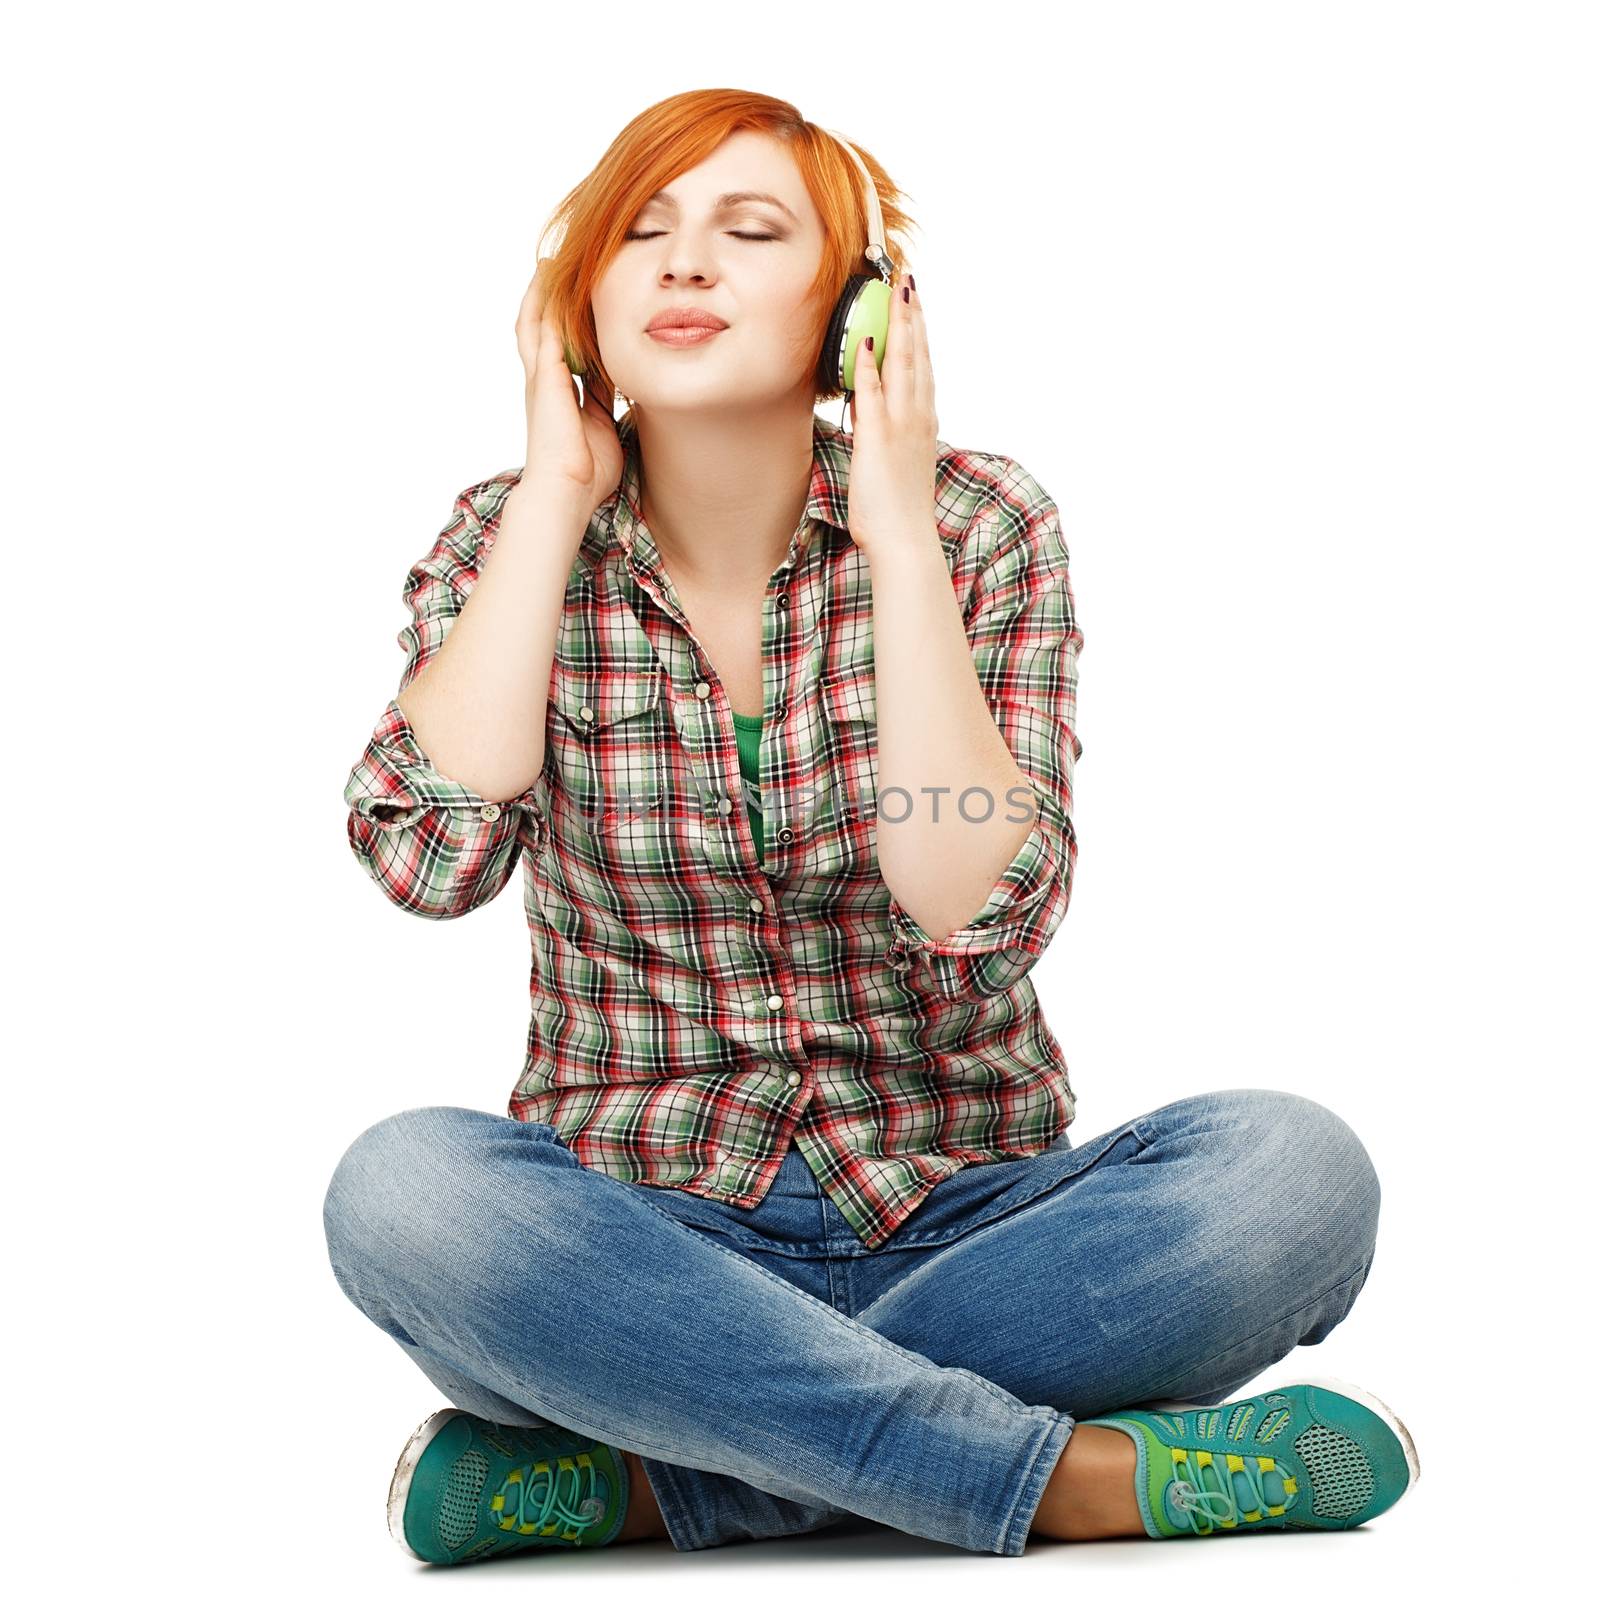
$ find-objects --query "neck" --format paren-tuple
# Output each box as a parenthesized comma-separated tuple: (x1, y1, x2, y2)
(632, 398, 816, 592)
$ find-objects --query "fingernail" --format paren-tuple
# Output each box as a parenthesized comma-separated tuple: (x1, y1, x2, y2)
(866, 336, 873, 351)
(902, 285, 909, 303)
(908, 273, 916, 291)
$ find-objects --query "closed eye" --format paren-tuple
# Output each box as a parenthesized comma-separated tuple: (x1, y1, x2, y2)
(623, 230, 779, 242)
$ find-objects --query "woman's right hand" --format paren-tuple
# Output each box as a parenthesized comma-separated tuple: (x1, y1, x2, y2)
(515, 259, 624, 517)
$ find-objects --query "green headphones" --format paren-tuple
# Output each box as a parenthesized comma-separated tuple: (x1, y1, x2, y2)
(560, 125, 894, 395)
(812, 126, 895, 393)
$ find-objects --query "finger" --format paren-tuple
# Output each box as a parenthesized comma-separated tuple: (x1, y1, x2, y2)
(530, 313, 567, 390)
(516, 266, 554, 375)
(518, 261, 550, 332)
(894, 267, 920, 407)
(515, 280, 542, 375)
(908, 270, 933, 407)
(849, 337, 877, 431)
(853, 332, 880, 412)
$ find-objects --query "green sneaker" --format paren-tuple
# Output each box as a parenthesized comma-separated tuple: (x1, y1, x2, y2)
(1078, 1375, 1420, 1539)
(386, 1409, 631, 1564)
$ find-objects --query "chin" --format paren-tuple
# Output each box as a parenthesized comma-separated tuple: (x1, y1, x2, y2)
(631, 384, 769, 415)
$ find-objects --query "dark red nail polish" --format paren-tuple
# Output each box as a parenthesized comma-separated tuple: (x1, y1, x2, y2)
(909, 273, 916, 291)
(902, 286, 909, 303)
(866, 336, 873, 351)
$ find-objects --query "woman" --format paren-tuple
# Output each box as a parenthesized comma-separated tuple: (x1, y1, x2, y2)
(324, 90, 1418, 1565)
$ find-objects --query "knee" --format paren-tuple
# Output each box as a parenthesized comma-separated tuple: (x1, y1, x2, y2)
(1199, 1088, 1382, 1280)
(1235, 1088, 1376, 1273)
(321, 1106, 475, 1271)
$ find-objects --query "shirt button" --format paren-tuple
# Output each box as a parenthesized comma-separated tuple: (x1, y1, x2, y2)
(748, 898, 764, 913)
(777, 826, 795, 843)
(694, 681, 712, 699)
(579, 705, 595, 722)
(479, 802, 502, 821)
(765, 993, 784, 1011)
(719, 796, 734, 816)
(785, 1069, 802, 1087)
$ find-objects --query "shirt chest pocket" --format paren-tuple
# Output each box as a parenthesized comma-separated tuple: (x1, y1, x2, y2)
(548, 665, 669, 835)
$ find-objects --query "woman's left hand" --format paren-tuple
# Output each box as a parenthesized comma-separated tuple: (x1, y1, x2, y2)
(845, 267, 939, 556)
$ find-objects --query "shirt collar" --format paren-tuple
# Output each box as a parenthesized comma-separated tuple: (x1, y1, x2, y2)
(604, 409, 857, 582)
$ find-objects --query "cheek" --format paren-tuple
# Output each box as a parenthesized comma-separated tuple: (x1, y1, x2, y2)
(589, 295, 645, 385)
(590, 292, 621, 345)
(773, 304, 824, 368)
(588, 279, 630, 347)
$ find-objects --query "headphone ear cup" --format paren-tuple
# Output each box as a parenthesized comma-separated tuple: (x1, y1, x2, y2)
(819, 273, 872, 392)
(818, 274, 893, 394)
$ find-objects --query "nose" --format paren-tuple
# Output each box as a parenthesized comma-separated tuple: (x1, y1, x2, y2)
(656, 233, 718, 288)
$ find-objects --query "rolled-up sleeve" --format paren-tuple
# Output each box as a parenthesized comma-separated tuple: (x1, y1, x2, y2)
(885, 474, 1083, 1000)
(343, 487, 552, 920)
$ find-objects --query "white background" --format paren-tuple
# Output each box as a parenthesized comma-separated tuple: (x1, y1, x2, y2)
(8, 0, 1593, 1590)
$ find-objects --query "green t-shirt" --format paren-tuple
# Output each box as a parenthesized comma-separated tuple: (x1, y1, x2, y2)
(729, 709, 763, 863)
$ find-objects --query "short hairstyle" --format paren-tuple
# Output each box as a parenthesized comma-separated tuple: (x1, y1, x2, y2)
(534, 88, 919, 404)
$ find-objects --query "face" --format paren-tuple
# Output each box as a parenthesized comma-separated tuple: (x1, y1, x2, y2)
(590, 129, 826, 416)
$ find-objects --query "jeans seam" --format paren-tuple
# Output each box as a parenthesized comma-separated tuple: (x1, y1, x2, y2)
(1154, 1251, 1376, 1400)
(639, 1456, 711, 1552)
(997, 1412, 1076, 1555)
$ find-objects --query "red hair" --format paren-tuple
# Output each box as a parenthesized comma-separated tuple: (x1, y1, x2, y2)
(534, 88, 919, 404)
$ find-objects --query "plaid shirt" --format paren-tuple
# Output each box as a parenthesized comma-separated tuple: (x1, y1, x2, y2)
(343, 413, 1084, 1249)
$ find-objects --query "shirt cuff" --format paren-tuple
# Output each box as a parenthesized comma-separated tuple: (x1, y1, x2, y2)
(346, 696, 550, 854)
(884, 809, 1061, 966)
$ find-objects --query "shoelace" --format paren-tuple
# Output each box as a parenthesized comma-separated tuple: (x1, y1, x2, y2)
(1166, 1447, 1298, 1534)
(491, 1448, 609, 1540)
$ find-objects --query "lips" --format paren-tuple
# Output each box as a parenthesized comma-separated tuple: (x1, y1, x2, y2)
(646, 309, 730, 331)
(648, 325, 724, 346)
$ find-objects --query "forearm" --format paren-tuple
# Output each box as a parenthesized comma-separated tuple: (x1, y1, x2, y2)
(395, 480, 589, 804)
(866, 531, 1036, 940)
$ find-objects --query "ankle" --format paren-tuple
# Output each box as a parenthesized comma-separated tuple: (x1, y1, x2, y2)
(1032, 1423, 1145, 1542)
(614, 1449, 669, 1543)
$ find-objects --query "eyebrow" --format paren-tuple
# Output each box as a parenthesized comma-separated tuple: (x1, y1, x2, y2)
(642, 189, 799, 224)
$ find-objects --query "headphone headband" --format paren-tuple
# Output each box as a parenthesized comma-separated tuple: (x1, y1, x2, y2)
(817, 126, 894, 286)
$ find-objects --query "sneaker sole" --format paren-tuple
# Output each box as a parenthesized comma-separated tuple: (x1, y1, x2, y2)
(1295, 1373, 1420, 1489)
(386, 1407, 465, 1560)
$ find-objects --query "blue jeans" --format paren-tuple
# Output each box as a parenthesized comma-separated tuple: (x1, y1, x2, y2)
(322, 1087, 1380, 1556)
